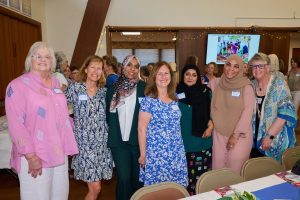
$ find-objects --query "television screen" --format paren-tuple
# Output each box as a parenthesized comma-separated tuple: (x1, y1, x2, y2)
(206, 34, 260, 64)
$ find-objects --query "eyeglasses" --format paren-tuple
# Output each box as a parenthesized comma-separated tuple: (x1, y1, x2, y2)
(249, 64, 267, 69)
(32, 54, 52, 62)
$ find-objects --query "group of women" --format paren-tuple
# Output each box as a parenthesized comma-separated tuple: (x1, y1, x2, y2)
(5, 41, 297, 200)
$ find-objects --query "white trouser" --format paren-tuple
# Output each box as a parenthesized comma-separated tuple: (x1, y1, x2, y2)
(19, 156, 69, 200)
(291, 91, 300, 114)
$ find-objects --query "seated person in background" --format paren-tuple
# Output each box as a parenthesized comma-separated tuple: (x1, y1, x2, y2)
(103, 55, 119, 88)
(69, 65, 80, 82)
(146, 62, 156, 72)
(184, 55, 199, 66)
(54, 51, 70, 90)
(139, 66, 150, 82)
(202, 62, 218, 85)
(243, 62, 250, 78)
(249, 53, 296, 162)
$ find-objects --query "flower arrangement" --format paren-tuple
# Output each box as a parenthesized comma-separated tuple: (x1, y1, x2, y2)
(217, 191, 257, 200)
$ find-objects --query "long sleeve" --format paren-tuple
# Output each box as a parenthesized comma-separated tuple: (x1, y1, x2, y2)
(233, 85, 255, 136)
(5, 81, 35, 155)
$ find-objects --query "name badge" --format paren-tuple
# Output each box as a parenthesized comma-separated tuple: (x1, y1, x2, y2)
(256, 97, 262, 104)
(231, 90, 240, 97)
(138, 97, 143, 104)
(296, 74, 300, 77)
(53, 88, 63, 94)
(177, 92, 186, 99)
(171, 105, 179, 111)
(78, 94, 88, 101)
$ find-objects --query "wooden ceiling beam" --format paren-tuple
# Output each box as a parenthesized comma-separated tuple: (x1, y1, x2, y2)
(71, 0, 110, 67)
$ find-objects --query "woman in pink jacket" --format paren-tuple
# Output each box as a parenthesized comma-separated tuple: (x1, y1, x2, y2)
(5, 41, 78, 200)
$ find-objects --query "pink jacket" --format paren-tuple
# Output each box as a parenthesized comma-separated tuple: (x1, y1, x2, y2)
(5, 72, 78, 173)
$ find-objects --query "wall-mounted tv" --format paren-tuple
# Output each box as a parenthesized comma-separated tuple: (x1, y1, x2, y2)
(206, 34, 260, 64)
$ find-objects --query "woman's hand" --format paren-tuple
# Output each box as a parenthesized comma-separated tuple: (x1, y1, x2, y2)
(138, 155, 146, 168)
(226, 134, 239, 150)
(25, 153, 43, 178)
(202, 120, 213, 138)
(202, 127, 213, 138)
(261, 137, 272, 151)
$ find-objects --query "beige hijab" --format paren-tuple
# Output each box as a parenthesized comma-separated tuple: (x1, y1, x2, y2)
(211, 54, 251, 137)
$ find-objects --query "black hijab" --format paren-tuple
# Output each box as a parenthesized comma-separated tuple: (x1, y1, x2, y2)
(176, 64, 211, 137)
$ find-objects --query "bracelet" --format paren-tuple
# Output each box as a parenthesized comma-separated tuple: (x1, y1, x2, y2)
(265, 132, 275, 140)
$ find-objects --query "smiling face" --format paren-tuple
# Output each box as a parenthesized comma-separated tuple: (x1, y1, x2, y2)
(155, 64, 171, 89)
(123, 58, 139, 80)
(250, 60, 269, 81)
(85, 61, 103, 83)
(223, 60, 240, 79)
(31, 47, 52, 74)
(183, 69, 198, 86)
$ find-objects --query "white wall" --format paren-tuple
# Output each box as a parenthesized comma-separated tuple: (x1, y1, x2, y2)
(31, 0, 300, 61)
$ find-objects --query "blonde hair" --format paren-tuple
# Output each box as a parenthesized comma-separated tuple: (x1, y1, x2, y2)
(206, 62, 218, 74)
(79, 55, 105, 87)
(268, 54, 279, 72)
(25, 41, 56, 73)
(145, 61, 177, 100)
(248, 52, 270, 65)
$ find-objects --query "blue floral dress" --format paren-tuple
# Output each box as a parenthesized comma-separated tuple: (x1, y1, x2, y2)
(139, 96, 188, 187)
(65, 82, 113, 182)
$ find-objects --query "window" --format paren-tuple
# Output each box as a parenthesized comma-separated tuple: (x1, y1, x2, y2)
(112, 48, 175, 66)
(135, 49, 159, 66)
(112, 49, 132, 63)
(162, 49, 175, 63)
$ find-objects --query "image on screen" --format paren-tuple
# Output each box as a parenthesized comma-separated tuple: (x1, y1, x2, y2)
(206, 34, 260, 64)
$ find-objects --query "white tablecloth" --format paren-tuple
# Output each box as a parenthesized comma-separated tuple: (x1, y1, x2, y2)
(180, 174, 287, 200)
(0, 115, 12, 169)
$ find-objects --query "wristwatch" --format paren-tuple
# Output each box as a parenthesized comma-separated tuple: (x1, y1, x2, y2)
(265, 132, 275, 140)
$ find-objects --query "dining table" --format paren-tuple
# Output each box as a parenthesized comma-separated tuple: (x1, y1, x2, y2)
(180, 171, 300, 200)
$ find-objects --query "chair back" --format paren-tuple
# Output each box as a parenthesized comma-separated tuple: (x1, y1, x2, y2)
(241, 157, 284, 181)
(282, 146, 300, 170)
(130, 182, 189, 200)
(195, 168, 244, 194)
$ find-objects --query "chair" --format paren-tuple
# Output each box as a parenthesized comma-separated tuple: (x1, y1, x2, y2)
(241, 157, 284, 181)
(195, 168, 244, 194)
(130, 182, 189, 200)
(282, 146, 300, 170)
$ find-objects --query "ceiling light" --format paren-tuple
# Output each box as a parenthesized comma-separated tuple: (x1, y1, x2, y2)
(121, 32, 141, 36)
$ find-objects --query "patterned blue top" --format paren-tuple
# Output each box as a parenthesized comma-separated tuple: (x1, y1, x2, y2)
(252, 75, 297, 162)
(139, 96, 188, 187)
(65, 82, 113, 182)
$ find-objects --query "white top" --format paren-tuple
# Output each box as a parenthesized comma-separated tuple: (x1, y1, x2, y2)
(53, 72, 68, 87)
(117, 88, 137, 141)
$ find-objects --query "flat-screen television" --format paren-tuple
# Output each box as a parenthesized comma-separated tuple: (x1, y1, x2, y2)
(206, 34, 260, 64)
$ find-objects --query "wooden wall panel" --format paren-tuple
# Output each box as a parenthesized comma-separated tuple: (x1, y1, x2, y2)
(0, 14, 14, 100)
(0, 6, 41, 115)
(176, 30, 207, 76)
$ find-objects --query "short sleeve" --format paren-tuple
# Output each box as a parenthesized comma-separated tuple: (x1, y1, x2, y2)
(139, 96, 153, 115)
(64, 82, 76, 104)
